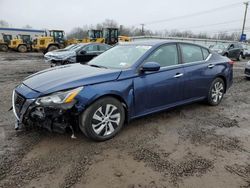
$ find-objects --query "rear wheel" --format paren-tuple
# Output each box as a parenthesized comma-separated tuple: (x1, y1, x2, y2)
(47, 45, 59, 52)
(17, 45, 27, 53)
(207, 78, 225, 106)
(79, 97, 125, 141)
(237, 53, 243, 61)
(0, 44, 8, 52)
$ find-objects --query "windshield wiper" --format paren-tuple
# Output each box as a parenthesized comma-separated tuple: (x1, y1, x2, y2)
(88, 64, 108, 69)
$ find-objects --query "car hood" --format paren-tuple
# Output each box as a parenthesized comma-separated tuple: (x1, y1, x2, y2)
(44, 50, 76, 60)
(23, 64, 122, 94)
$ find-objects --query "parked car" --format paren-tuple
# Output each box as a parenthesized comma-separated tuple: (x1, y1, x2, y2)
(245, 61, 250, 79)
(211, 43, 244, 60)
(12, 41, 233, 141)
(44, 43, 111, 66)
(243, 44, 250, 58)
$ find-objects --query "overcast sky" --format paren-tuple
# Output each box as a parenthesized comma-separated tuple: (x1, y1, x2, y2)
(0, 0, 249, 36)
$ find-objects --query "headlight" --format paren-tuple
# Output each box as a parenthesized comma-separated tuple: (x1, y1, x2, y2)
(36, 86, 83, 106)
(217, 49, 223, 53)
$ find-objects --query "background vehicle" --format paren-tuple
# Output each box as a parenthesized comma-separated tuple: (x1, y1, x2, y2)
(33, 30, 66, 53)
(243, 44, 250, 58)
(211, 43, 244, 60)
(245, 61, 250, 79)
(13, 41, 233, 141)
(44, 43, 111, 66)
(8, 34, 33, 52)
(0, 34, 12, 52)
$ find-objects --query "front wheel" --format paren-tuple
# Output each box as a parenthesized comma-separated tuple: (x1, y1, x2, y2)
(47, 45, 59, 52)
(207, 78, 225, 106)
(79, 97, 125, 141)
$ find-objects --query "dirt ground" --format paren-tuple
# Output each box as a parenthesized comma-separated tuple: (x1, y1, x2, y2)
(0, 52, 250, 188)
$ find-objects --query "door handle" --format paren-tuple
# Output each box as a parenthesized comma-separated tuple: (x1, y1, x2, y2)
(208, 64, 215, 68)
(174, 73, 184, 78)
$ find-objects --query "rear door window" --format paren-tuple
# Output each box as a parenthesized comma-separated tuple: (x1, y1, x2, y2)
(180, 44, 203, 63)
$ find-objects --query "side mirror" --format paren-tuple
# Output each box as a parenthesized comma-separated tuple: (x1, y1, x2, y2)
(141, 62, 160, 72)
(80, 50, 86, 55)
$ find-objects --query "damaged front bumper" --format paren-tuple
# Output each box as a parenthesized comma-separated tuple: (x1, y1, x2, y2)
(12, 86, 80, 134)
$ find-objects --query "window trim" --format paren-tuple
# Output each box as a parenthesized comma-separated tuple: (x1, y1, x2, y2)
(178, 43, 208, 64)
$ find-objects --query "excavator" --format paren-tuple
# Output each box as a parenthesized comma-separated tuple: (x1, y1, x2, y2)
(8, 34, 33, 52)
(0, 33, 12, 52)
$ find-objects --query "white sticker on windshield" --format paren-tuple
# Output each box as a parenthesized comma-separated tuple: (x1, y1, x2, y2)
(136, 46, 152, 50)
(120, 62, 128, 67)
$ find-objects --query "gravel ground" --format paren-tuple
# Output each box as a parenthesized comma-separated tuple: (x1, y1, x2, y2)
(0, 52, 250, 188)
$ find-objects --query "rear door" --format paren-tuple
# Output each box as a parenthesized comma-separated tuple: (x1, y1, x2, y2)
(133, 43, 185, 116)
(180, 43, 214, 100)
(228, 44, 238, 58)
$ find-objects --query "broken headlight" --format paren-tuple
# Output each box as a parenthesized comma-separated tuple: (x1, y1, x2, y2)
(35, 86, 83, 106)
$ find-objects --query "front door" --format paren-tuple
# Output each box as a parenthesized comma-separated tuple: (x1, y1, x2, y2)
(133, 44, 185, 116)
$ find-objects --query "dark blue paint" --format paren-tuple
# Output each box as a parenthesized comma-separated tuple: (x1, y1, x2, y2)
(15, 41, 233, 121)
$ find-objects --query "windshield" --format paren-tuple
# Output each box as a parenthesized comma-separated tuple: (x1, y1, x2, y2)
(212, 44, 226, 50)
(71, 44, 86, 52)
(64, 44, 76, 50)
(88, 45, 152, 69)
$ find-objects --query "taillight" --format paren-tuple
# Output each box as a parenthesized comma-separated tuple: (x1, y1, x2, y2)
(228, 60, 235, 65)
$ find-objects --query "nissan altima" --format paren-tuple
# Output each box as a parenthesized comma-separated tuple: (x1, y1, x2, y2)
(12, 41, 233, 141)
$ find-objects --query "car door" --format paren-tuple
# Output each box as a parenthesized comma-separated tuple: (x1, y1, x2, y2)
(180, 43, 215, 100)
(227, 44, 238, 58)
(133, 44, 185, 116)
(76, 44, 99, 63)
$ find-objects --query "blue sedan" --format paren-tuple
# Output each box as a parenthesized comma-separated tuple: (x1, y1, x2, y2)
(12, 41, 233, 141)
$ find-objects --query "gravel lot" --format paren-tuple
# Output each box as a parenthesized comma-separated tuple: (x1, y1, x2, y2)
(0, 52, 250, 188)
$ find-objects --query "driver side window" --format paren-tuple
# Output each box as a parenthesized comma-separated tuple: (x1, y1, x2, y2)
(145, 44, 179, 67)
(85, 45, 98, 52)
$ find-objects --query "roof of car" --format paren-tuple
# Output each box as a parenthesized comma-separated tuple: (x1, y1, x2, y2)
(119, 40, 208, 48)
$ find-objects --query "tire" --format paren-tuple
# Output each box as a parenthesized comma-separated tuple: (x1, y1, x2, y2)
(79, 97, 125, 141)
(237, 53, 243, 61)
(207, 78, 225, 106)
(17, 45, 27, 53)
(0, 44, 8, 52)
(47, 45, 59, 52)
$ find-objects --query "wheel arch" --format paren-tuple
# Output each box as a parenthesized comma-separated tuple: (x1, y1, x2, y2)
(82, 93, 130, 123)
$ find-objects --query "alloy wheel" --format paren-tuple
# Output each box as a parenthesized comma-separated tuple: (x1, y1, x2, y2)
(211, 81, 224, 103)
(91, 104, 121, 136)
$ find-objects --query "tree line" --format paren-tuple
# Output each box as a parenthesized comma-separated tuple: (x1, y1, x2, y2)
(0, 19, 245, 42)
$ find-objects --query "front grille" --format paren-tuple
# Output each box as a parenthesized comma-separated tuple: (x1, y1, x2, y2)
(13, 41, 16, 45)
(14, 92, 26, 117)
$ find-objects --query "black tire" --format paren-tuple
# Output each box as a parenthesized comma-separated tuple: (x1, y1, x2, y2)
(79, 97, 125, 141)
(207, 78, 225, 106)
(47, 45, 59, 52)
(237, 53, 243, 61)
(0, 44, 8, 52)
(18, 45, 27, 53)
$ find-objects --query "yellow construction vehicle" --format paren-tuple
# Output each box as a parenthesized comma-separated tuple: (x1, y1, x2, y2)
(82, 30, 105, 43)
(8, 34, 32, 53)
(119, 35, 131, 42)
(0, 34, 12, 52)
(33, 30, 66, 53)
